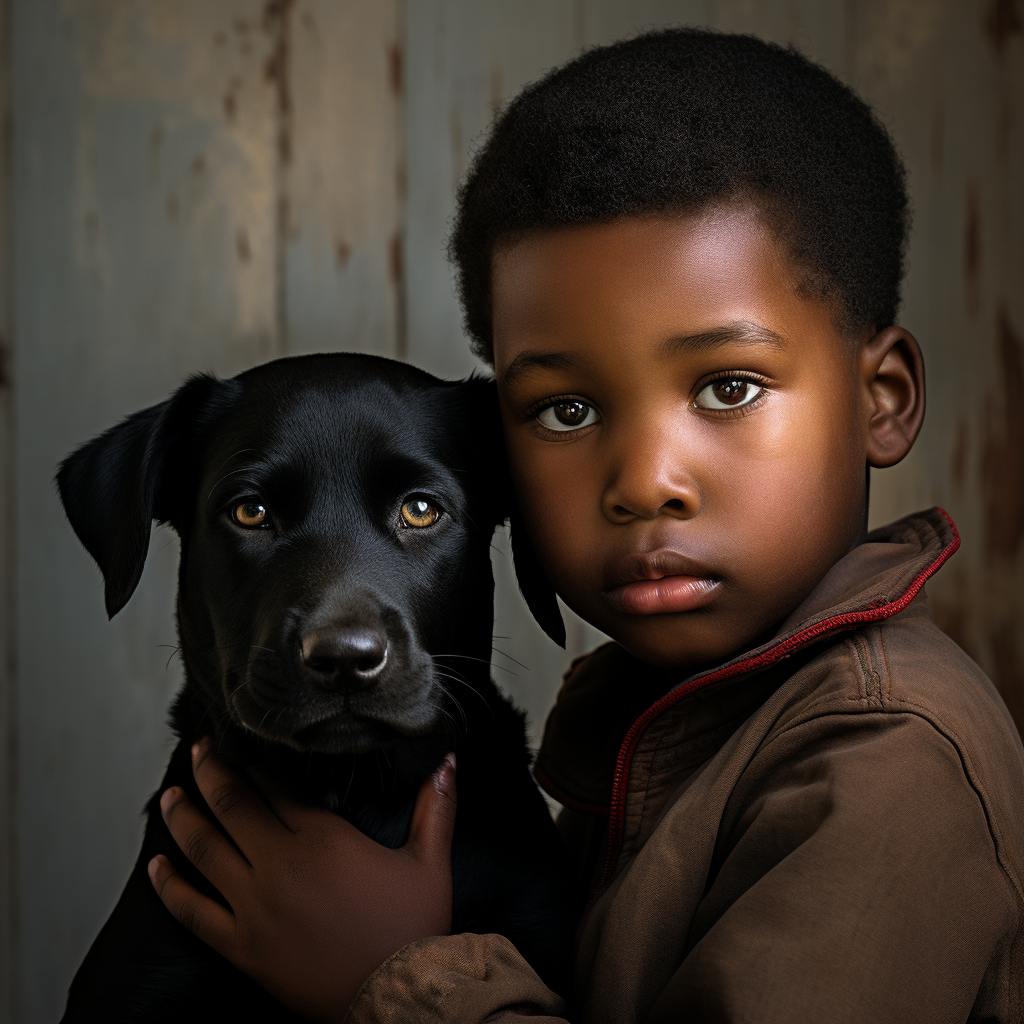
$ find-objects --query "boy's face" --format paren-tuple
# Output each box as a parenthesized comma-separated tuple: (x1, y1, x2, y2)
(492, 208, 876, 671)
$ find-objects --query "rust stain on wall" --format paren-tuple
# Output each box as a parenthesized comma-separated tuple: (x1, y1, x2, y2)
(262, 0, 295, 165)
(222, 77, 242, 123)
(391, 231, 406, 361)
(388, 42, 403, 96)
(981, 304, 1024, 560)
(490, 61, 505, 113)
(389, 231, 403, 287)
(930, 101, 944, 173)
(334, 237, 350, 268)
(964, 181, 981, 316)
(236, 228, 251, 263)
(985, 0, 1023, 56)
(951, 416, 969, 490)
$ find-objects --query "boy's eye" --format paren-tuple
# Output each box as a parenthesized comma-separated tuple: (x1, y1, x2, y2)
(537, 399, 598, 432)
(693, 378, 765, 411)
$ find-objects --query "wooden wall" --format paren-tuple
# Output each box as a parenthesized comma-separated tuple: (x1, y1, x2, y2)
(1, 1, 1020, 1019)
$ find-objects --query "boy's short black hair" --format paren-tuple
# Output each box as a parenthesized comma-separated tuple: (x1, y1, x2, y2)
(449, 28, 910, 364)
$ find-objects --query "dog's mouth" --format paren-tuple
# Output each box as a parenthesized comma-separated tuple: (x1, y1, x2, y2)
(226, 658, 443, 755)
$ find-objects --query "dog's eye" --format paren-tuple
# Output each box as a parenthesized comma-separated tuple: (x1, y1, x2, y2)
(400, 498, 440, 529)
(233, 501, 268, 528)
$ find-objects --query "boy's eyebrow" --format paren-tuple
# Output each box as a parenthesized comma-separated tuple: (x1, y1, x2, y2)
(499, 350, 581, 386)
(661, 321, 787, 355)
(500, 322, 785, 385)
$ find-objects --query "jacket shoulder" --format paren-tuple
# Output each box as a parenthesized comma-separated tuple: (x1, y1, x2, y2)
(772, 601, 1024, 906)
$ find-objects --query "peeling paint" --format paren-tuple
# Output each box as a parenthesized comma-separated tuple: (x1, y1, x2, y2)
(981, 304, 1024, 560)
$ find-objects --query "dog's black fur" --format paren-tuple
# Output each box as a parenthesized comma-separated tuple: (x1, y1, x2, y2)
(56, 353, 573, 1022)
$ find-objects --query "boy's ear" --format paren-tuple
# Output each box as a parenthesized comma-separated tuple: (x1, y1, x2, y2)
(861, 326, 926, 468)
(509, 508, 566, 649)
(56, 373, 237, 619)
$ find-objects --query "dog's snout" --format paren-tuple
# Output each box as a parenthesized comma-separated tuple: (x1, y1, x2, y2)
(300, 624, 389, 691)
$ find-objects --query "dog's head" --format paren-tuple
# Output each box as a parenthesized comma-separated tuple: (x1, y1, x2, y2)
(57, 354, 564, 756)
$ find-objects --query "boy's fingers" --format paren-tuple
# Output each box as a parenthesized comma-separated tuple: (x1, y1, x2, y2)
(190, 740, 285, 851)
(148, 854, 236, 958)
(406, 753, 457, 864)
(159, 786, 250, 897)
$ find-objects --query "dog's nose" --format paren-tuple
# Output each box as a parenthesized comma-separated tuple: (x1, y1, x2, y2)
(301, 625, 389, 691)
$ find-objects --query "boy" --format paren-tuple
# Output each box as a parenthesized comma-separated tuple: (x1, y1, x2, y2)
(148, 28, 1024, 1022)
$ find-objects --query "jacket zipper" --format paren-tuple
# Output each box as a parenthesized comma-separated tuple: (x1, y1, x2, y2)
(589, 509, 961, 904)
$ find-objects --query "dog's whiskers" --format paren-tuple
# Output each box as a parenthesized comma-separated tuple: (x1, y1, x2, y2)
(491, 646, 530, 672)
(431, 667, 495, 718)
(432, 679, 470, 731)
(433, 650, 519, 677)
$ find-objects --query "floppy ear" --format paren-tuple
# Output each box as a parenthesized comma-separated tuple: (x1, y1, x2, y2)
(56, 373, 236, 619)
(508, 506, 566, 649)
(457, 375, 567, 648)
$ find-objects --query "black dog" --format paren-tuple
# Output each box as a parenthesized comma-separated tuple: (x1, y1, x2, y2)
(56, 353, 573, 1022)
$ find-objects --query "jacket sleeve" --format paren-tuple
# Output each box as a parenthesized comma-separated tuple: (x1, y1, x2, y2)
(648, 710, 1019, 1024)
(344, 932, 569, 1023)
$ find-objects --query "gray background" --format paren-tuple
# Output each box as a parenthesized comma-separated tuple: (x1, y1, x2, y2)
(0, 1, 1020, 1020)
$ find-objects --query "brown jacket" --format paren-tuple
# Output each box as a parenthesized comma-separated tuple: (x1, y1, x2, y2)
(347, 509, 1024, 1023)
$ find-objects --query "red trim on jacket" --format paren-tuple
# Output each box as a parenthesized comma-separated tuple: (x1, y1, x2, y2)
(568, 510, 962, 903)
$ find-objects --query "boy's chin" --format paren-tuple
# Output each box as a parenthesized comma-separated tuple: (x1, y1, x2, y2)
(610, 610, 781, 676)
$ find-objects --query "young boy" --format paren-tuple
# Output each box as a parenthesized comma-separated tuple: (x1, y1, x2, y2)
(149, 28, 1024, 1022)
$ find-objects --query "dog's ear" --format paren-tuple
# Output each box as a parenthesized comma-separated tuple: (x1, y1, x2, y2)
(456, 375, 566, 648)
(509, 507, 566, 649)
(56, 373, 237, 619)
(454, 375, 510, 529)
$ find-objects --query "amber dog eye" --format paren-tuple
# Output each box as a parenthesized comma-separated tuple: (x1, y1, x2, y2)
(401, 498, 440, 528)
(233, 501, 268, 528)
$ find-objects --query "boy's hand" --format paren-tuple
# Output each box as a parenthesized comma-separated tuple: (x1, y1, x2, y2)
(148, 739, 457, 1024)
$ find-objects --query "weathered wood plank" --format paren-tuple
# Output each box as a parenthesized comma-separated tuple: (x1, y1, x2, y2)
(284, 0, 403, 357)
(12, 2, 280, 1018)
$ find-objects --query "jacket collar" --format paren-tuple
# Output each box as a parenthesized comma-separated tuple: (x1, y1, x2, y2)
(535, 508, 960, 820)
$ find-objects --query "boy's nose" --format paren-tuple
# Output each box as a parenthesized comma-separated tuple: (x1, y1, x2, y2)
(601, 443, 701, 523)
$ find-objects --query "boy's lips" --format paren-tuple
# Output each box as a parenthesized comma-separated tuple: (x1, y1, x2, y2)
(602, 549, 722, 616)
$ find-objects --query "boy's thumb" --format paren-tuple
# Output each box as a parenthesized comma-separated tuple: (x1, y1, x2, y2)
(407, 752, 457, 863)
